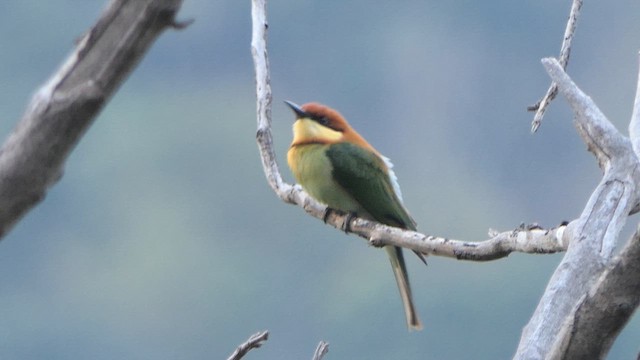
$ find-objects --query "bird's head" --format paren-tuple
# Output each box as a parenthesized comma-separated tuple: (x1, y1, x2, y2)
(285, 101, 351, 147)
(285, 100, 377, 151)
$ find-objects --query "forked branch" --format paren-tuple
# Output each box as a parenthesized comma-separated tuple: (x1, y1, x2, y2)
(515, 58, 640, 360)
(529, 0, 583, 132)
(226, 331, 269, 360)
(312, 341, 330, 360)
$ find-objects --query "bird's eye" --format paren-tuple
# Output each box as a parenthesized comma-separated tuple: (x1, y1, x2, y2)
(317, 116, 330, 126)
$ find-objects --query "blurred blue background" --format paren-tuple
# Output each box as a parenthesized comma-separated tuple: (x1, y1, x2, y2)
(0, 1, 639, 359)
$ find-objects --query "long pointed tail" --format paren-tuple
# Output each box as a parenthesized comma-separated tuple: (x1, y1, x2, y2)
(386, 246, 422, 331)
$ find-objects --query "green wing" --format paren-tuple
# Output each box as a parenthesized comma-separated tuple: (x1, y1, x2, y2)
(326, 142, 417, 230)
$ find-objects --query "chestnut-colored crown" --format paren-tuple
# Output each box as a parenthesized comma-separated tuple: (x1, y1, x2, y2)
(298, 102, 377, 153)
(300, 102, 349, 132)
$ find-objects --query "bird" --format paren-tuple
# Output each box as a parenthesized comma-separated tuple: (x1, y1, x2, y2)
(285, 100, 423, 331)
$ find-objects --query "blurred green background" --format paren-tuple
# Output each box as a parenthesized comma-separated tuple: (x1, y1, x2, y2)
(0, 1, 639, 359)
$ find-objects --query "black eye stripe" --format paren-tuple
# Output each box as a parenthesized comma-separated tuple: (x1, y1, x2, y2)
(310, 114, 331, 127)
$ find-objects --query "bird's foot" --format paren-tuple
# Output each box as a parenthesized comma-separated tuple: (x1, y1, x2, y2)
(322, 207, 333, 224)
(342, 211, 356, 233)
(322, 208, 356, 233)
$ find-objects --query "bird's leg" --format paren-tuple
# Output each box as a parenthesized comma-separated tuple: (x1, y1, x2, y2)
(322, 207, 333, 224)
(342, 211, 357, 233)
(322, 207, 356, 233)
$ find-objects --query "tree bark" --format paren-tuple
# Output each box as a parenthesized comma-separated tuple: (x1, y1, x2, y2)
(0, 0, 185, 240)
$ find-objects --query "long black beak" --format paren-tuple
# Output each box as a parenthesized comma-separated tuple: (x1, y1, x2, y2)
(284, 100, 308, 118)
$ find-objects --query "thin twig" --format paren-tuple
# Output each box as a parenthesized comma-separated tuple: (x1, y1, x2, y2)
(530, 0, 583, 132)
(226, 331, 269, 360)
(312, 341, 329, 360)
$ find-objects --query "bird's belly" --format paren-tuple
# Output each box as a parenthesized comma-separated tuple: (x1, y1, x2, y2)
(289, 145, 367, 215)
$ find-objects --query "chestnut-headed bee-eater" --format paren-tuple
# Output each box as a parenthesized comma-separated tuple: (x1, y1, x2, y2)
(285, 101, 423, 331)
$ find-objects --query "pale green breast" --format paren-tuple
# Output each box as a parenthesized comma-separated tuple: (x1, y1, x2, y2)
(288, 144, 369, 216)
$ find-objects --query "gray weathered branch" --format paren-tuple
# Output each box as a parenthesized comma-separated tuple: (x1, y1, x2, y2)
(226, 330, 269, 360)
(514, 58, 640, 360)
(541, 52, 640, 360)
(0, 0, 186, 240)
(348, 212, 566, 261)
(312, 341, 330, 360)
(548, 225, 640, 359)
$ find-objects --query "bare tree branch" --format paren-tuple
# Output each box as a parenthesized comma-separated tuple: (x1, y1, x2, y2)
(312, 341, 329, 360)
(546, 49, 640, 360)
(529, 0, 583, 132)
(515, 58, 640, 360)
(353, 216, 567, 261)
(0, 0, 186, 240)
(251, 0, 568, 262)
(226, 331, 269, 360)
(543, 58, 632, 171)
(548, 225, 640, 359)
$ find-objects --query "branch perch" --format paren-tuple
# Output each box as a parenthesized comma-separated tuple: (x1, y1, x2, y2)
(0, 0, 186, 240)
(251, 0, 568, 261)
